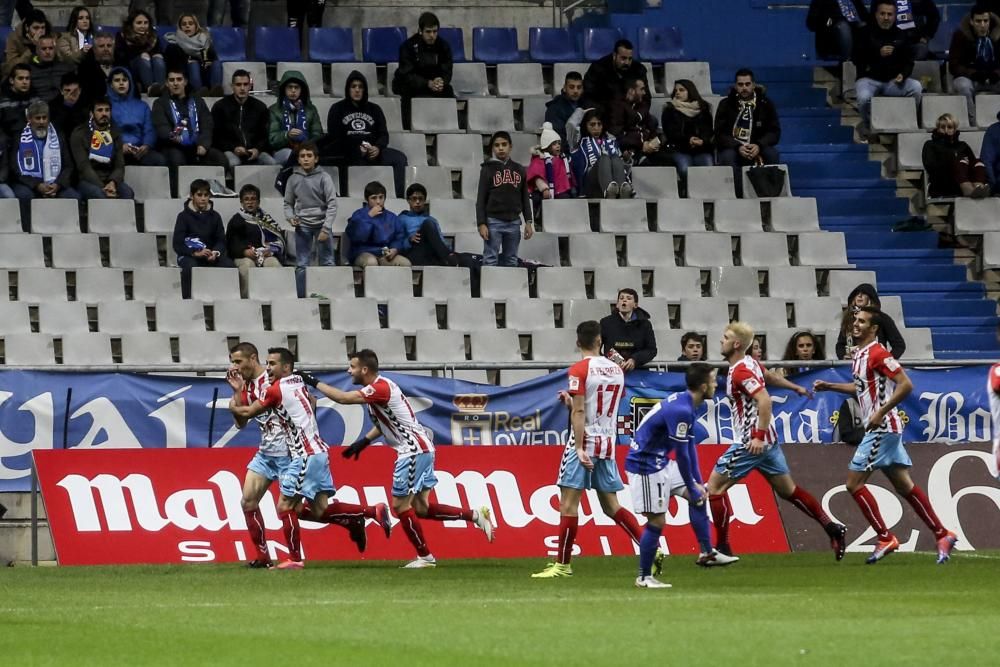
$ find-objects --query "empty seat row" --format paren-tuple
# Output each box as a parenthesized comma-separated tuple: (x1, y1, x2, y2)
(873, 94, 1000, 133)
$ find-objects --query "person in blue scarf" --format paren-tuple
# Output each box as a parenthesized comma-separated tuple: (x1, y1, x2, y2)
(268, 70, 323, 165)
(69, 96, 134, 200)
(949, 4, 1000, 126)
(807, 0, 869, 61)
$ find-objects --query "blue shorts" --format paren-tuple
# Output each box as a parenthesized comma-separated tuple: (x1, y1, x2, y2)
(556, 447, 625, 493)
(246, 451, 291, 482)
(850, 432, 911, 473)
(392, 452, 439, 498)
(279, 452, 336, 500)
(713, 442, 790, 480)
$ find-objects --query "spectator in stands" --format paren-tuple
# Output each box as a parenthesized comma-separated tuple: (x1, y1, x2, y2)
(11, 100, 80, 226)
(399, 182, 454, 266)
(922, 112, 991, 198)
(661, 78, 715, 192)
(152, 68, 227, 188)
(853, 2, 923, 140)
(114, 9, 165, 95)
(544, 70, 583, 146)
(571, 108, 630, 198)
(392, 12, 454, 129)
(172, 177, 234, 299)
(164, 13, 222, 95)
(836, 282, 906, 358)
(346, 180, 411, 268)
(0, 127, 15, 200)
(0, 2, 35, 31)
(2, 9, 48, 79)
(70, 96, 134, 200)
(527, 122, 576, 216)
(779, 331, 825, 376)
(948, 4, 1000, 127)
(754, 335, 814, 394)
(268, 70, 323, 166)
(582, 38, 650, 113)
(127, 1, 173, 26)
(283, 142, 337, 297)
(47, 72, 87, 135)
(477, 130, 533, 267)
(212, 69, 274, 168)
(678, 331, 706, 361)
(208, 0, 249, 28)
(807, 0, 868, 61)
(28, 34, 72, 102)
(56, 6, 94, 67)
(599, 288, 657, 372)
(750, 336, 766, 360)
(77, 32, 115, 105)
(609, 77, 667, 171)
(286, 0, 326, 37)
(0, 63, 36, 138)
(869, 0, 940, 60)
(324, 70, 407, 197)
(108, 66, 166, 167)
(980, 109, 1000, 190)
(226, 184, 285, 298)
(714, 68, 781, 194)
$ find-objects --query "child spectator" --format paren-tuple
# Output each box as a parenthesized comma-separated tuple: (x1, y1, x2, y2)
(778, 331, 825, 376)
(283, 142, 337, 297)
(571, 108, 630, 198)
(399, 183, 454, 266)
(527, 122, 576, 216)
(269, 70, 323, 165)
(922, 112, 991, 198)
(476, 131, 533, 267)
(346, 180, 410, 267)
(226, 184, 285, 298)
(678, 331, 706, 361)
(172, 178, 234, 299)
(163, 13, 222, 95)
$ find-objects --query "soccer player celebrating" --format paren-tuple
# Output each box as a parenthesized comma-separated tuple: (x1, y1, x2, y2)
(627, 363, 739, 589)
(297, 349, 494, 569)
(532, 320, 644, 579)
(814, 307, 959, 564)
(708, 322, 847, 560)
(231, 347, 391, 569)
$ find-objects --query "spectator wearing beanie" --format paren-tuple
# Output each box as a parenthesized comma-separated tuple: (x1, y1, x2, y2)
(526, 122, 576, 217)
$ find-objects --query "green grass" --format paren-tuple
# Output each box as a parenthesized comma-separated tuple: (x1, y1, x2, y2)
(2, 553, 999, 666)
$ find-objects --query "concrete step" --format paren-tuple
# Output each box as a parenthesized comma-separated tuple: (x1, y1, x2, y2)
(0, 492, 46, 520)
(0, 521, 54, 563)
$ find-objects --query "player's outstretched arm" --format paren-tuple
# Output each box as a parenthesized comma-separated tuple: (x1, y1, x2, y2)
(812, 379, 856, 395)
(765, 368, 813, 398)
(296, 370, 368, 404)
(343, 426, 382, 460)
(231, 400, 268, 420)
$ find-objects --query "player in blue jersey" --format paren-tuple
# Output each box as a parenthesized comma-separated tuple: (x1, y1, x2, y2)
(626, 363, 738, 588)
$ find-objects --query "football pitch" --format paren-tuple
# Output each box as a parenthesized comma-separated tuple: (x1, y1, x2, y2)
(3, 552, 999, 666)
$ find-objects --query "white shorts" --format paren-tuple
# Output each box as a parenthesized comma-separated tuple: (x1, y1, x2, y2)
(627, 461, 687, 515)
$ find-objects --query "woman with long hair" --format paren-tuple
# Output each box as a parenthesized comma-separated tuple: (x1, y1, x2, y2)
(163, 13, 222, 94)
(56, 6, 95, 66)
(661, 78, 714, 188)
(570, 108, 631, 198)
(114, 9, 165, 94)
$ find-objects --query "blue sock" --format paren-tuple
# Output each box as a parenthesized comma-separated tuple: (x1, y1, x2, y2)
(689, 500, 713, 554)
(638, 524, 662, 577)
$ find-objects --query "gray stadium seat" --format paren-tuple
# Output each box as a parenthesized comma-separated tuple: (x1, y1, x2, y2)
(390, 133, 429, 167)
(713, 200, 763, 233)
(630, 167, 680, 199)
(739, 233, 790, 267)
(568, 233, 618, 268)
(436, 134, 484, 168)
(352, 329, 407, 361)
(542, 199, 590, 233)
(592, 267, 643, 300)
(975, 93, 1000, 128)
(234, 165, 282, 197)
(0, 198, 21, 232)
(900, 327, 934, 359)
(565, 299, 613, 327)
(120, 332, 173, 364)
(422, 266, 472, 299)
(177, 166, 226, 193)
(741, 165, 792, 199)
(954, 198, 1000, 234)
(75, 268, 126, 302)
(60, 332, 113, 365)
(711, 266, 761, 298)
(921, 94, 969, 129)
(499, 368, 549, 385)
(142, 198, 183, 233)
(652, 329, 685, 363)
(16, 268, 67, 301)
(415, 329, 466, 362)
(97, 301, 149, 333)
(213, 299, 265, 332)
(679, 297, 728, 331)
(460, 165, 481, 199)
(662, 61, 712, 96)
(827, 270, 876, 300)
(411, 98, 460, 132)
(428, 199, 474, 233)
(364, 266, 413, 299)
(0, 303, 31, 333)
(656, 199, 707, 232)
(88, 199, 137, 233)
(878, 294, 905, 323)
(406, 166, 453, 199)
(269, 299, 323, 331)
(598, 199, 648, 232)
(247, 266, 298, 300)
(330, 63, 377, 97)
(370, 97, 403, 132)
(387, 297, 439, 332)
(467, 97, 515, 133)
(507, 133, 536, 165)
(51, 234, 102, 268)
(531, 329, 578, 362)
(650, 266, 701, 299)
(769, 197, 820, 232)
(451, 62, 489, 96)
(329, 296, 381, 331)
(191, 267, 240, 300)
(768, 266, 819, 298)
(896, 132, 930, 170)
(687, 166, 736, 199)
(222, 61, 267, 95)
(738, 298, 789, 328)
(625, 232, 675, 268)
(470, 329, 522, 362)
(3, 334, 55, 365)
(685, 232, 734, 267)
(156, 299, 207, 333)
(522, 96, 548, 132)
(277, 61, 325, 96)
(797, 232, 849, 266)
(348, 165, 395, 197)
(518, 232, 561, 265)
(305, 266, 356, 299)
(132, 268, 183, 301)
(794, 297, 843, 330)
(504, 298, 555, 330)
(536, 267, 587, 300)
(177, 332, 231, 364)
(496, 63, 545, 96)
(871, 97, 918, 133)
(124, 166, 170, 203)
(295, 331, 348, 365)
(38, 301, 90, 334)
(447, 297, 496, 330)
(31, 199, 80, 233)
(452, 232, 484, 254)
(983, 232, 1000, 268)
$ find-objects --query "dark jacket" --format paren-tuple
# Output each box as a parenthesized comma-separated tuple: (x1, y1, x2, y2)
(268, 70, 324, 151)
(599, 307, 657, 368)
(345, 204, 408, 262)
(0, 79, 39, 139)
(582, 54, 650, 112)
(868, 0, 940, 43)
(807, 0, 868, 56)
(544, 93, 581, 146)
(392, 33, 453, 96)
(607, 95, 658, 153)
(48, 92, 90, 137)
(836, 283, 907, 359)
(981, 109, 1000, 188)
(77, 50, 115, 106)
(10, 126, 74, 190)
(948, 12, 1000, 83)
(163, 40, 219, 74)
(661, 102, 714, 155)
(225, 210, 287, 263)
(113, 28, 162, 66)
(108, 67, 157, 148)
(172, 199, 226, 259)
(714, 86, 781, 150)
(211, 94, 271, 155)
(152, 90, 215, 150)
(475, 157, 532, 225)
(922, 130, 977, 197)
(28, 58, 74, 103)
(70, 122, 125, 187)
(324, 70, 390, 162)
(853, 22, 915, 82)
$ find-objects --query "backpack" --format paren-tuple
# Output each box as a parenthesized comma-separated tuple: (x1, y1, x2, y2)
(274, 164, 295, 196)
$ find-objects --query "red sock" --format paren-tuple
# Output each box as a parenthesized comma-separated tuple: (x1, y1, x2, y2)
(709, 494, 731, 548)
(424, 502, 474, 522)
(904, 485, 947, 539)
(786, 486, 832, 526)
(851, 486, 891, 540)
(311, 500, 376, 527)
(279, 509, 302, 562)
(398, 508, 431, 557)
(612, 507, 642, 545)
(557, 515, 579, 565)
(244, 508, 268, 559)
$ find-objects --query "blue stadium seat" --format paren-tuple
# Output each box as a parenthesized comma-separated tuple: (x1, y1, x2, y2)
(528, 27, 579, 64)
(581, 27, 622, 62)
(472, 27, 520, 63)
(363, 26, 407, 63)
(155, 25, 171, 45)
(438, 27, 466, 63)
(308, 27, 354, 62)
(253, 26, 301, 62)
(209, 27, 247, 62)
(637, 26, 685, 61)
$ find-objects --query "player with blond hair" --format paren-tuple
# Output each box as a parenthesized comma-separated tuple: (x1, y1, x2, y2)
(707, 322, 847, 560)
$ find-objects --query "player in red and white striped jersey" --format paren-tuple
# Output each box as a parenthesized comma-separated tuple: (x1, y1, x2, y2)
(815, 307, 958, 564)
(987, 359, 1000, 483)
(532, 320, 644, 579)
(300, 348, 494, 569)
(707, 322, 846, 561)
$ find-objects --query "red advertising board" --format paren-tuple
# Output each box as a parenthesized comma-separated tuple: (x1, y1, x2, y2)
(34, 446, 789, 566)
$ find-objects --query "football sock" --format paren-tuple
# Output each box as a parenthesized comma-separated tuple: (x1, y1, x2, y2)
(311, 501, 377, 527)
(278, 509, 302, 561)
(638, 523, 662, 577)
(709, 494, 731, 548)
(424, 502, 474, 522)
(612, 507, 643, 544)
(557, 515, 579, 565)
(244, 508, 268, 559)
(904, 485, 947, 539)
(786, 486, 832, 526)
(851, 486, 891, 540)
(688, 499, 713, 554)
(398, 508, 431, 557)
